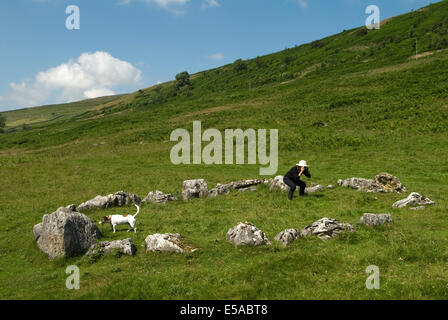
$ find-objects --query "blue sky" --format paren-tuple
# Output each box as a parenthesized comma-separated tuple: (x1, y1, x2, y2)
(0, 0, 438, 111)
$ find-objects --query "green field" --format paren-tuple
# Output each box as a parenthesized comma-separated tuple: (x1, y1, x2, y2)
(0, 1, 448, 300)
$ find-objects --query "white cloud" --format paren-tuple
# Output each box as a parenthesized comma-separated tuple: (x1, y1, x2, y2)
(117, 0, 211, 14)
(208, 52, 224, 60)
(3, 51, 142, 109)
(116, 0, 132, 5)
(150, 0, 190, 8)
(201, 0, 219, 9)
(298, 0, 308, 8)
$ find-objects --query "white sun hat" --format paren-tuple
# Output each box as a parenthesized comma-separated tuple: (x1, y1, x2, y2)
(297, 160, 308, 167)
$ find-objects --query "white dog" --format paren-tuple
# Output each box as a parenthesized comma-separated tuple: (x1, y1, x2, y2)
(99, 204, 140, 233)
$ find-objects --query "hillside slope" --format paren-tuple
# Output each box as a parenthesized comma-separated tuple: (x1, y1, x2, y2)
(2, 1, 448, 145)
(0, 1, 447, 300)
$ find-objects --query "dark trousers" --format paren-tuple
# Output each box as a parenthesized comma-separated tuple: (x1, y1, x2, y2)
(283, 176, 306, 200)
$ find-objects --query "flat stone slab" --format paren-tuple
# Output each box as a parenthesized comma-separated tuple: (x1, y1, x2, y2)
(143, 190, 177, 204)
(238, 186, 257, 192)
(305, 184, 325, 193)
(86, 238, 136, 257)
(208, 179, 262, 198)
(392, 192, 435, 208)
(338, 173, 406, 193)
(226, 222, 271, 247)
(300, 218, 355, 241)
(77, 191, 141, 211)
(208, 183, 234, 198)
(145, 233, 198, 253)
(360, 213, 393, 227)
(274, 229, 299, 247)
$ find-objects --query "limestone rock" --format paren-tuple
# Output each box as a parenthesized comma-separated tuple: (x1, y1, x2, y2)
(300, 218, 355, 241)
(337, 177, 383, 193)
(231, 179, 263, 189)
(226, 222, 271, 247)
(410, 206, 426, 211)
(143, 190, 177, 204)
(208, 179, 262, 198)
(238, 186, 257, 192)
(182, 179, 208, 200)
(207, 183, 233, 198)
(338, 173, 406, 193)
(269, 176, 289, 192)
(77, 191, 141, 212)
(86, 238, 136, 257)
(33, 207, 101, 260)
(145, 233, 198, 253)
(375, 173, 407, 193)
(305, 184, 325, 193)
(66, 204, 77, 211)
(360, 213, 393, 227)
(392, 192, 435, 209)
(274, 229, 299, 247)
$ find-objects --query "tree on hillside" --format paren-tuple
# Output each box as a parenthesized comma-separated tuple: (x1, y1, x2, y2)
(0, 113, 6, 133)
(175, 71, 191, 89)
(233, 59, 248, 74)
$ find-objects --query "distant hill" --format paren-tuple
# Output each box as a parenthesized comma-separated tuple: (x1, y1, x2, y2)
(2, 1, 448, 139)
(1, 95, 125, 132)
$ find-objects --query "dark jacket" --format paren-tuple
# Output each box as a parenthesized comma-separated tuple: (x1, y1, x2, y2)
(285, 166, 311, 183)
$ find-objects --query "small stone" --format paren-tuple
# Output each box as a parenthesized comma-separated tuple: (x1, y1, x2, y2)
(360, 213, 393, 227)
(269, 176, 289, 192)
(86, 238, 136, 257)
(226, 222, 271, 247)
(300, 218, 355, 241)
(305, 184, 325, 193)
(182, 179, 208, 200)
(145, 233, 197, 253)
(392, 192, 435, 209)
(77, 191, 141, 211)
(207, 183, 233, 198)
(143, 190, 177, 204)
(238, 186, 257, 192)
(274, 229, 299, 246)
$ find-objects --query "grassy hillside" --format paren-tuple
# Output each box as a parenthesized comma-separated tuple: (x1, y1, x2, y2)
(0, 1, 447, 300)
(1, 95, 126, 132)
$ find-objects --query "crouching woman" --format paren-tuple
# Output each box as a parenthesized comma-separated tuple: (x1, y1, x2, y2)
(283, 160, 311, 200)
